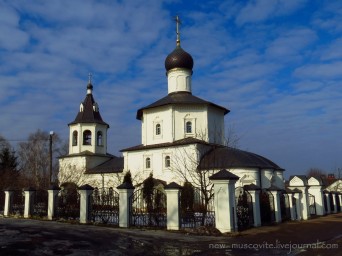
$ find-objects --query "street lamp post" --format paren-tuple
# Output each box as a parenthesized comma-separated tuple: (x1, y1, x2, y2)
(49, 131, 54, 184)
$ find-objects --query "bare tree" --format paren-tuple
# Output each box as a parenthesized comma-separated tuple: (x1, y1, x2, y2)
(17, 129, 63, 189)
(306, 168, 326, 178)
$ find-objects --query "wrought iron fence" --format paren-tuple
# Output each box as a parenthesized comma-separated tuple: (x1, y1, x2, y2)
(10, 190, 25, 216)
(32, 189, 48, 217)
(56, 185, 80, 220)
(91, 187, 119, 225)
(235, 187, 254, 231)
(129, 188, 166, 228)
(292, 196, 297, 219)
(180, 187, 215, 228)
(260, 190, 275, 225)
(329, 193, 334, 212)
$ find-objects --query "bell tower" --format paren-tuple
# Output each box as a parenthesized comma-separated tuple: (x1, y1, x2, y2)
(68, 75, 109, 155)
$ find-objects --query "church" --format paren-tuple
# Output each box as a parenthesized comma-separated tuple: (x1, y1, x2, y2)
(58, 19, 285, 191)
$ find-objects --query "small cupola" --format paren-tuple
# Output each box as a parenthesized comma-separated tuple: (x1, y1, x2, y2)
(165, 16, 194, 94)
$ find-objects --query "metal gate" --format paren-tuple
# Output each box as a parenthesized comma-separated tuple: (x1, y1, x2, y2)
(329, 193, 334, 212)
(32, 189, 48, 217)
(91, 187, 119, 225)
(308, 193, 316, 215)
(292, 196, 297, 219)
(129, 188, 166, 228)
(280, 192, 291, 221)
(180, 187, 215, 228)
(56, 184, 80, 220)
(260, 190, 275, 225)
(0, 191, 4, 215)
(235, 187, 254, 231)
(10, 190, 24, 216)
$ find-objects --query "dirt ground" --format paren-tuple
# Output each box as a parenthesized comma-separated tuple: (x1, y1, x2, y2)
(0, 213, 341, 255)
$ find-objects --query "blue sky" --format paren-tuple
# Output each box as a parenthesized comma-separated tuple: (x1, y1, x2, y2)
(0, 0, 341, 178)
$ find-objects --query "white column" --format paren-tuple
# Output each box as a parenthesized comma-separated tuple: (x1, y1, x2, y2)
(24, 188, 35, 218)
(296, 186, 310, 220)
(48, 186, 60, 220)
(248, 189, 261, 227)
(332, 193, 337, 213)
(117, 182, 135, 228)
(4, 190, 13, 217)
(339, 194, 342, 212)
(288, 194, 295, 220)
(78, 184, 94, 224)
(165, 182, 182, 230)
(270, 190, 281, 223)
(209, 169, 239, 233)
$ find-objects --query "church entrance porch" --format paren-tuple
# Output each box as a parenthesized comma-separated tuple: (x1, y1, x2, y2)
(259, 190, 275, 225)
(129, 188, 167, 228)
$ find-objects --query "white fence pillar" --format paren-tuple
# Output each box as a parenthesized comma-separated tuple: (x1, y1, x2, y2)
(117, 182, 135, 228)
(48, 185, 60, 220)
(78, 184, 94, 224)
(4, 190, 13, 217)
(287, 193, 296, 220)
(209, 169, 239, 233)
(339, 194, 342, 212)
(332, 193, 338, 213)
(293, 190, 302, 220)
(24, 188, 35, 218)
(308, 186, 325, 215)
(165, 182, 182, 230)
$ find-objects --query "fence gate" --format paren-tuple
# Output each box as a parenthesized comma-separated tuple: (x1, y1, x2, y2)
(32, 189, 48, 217)
(292, 196, 297, 219)
(0, 191, 4, 215)
(336, 194, 341, 212)
(91, 187, 119, 225)
(323, 194, 328, 213)
(260, 190, 275, 225)
(329, 193, 334, 212)
(129, 188, 166, 228)
(235, 187, 254, 231)
(56, 184, 80, 220)
(308, 193, 316, 215)
(10, 190, 24, 216)
(280, 192, 291, 221)
(180, 187, 215, 228)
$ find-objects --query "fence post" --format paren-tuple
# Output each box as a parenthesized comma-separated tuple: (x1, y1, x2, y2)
(48, 185, 60, 220)
(117, 182, 135, 228)
(24, 187, 35, 218)
(209, 169, 239, 233)
(165, 182, 182, 230)
(78, 184, 94, 224)
(286, 189, 296, 220)
(339, 194, 342, 212)
(4, 189, 13, 217)
(308, 177, 325, 215)
(244, 184, 261, 227)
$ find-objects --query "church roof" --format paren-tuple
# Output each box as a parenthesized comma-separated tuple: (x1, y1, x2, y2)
(85, 156, 124, 174)
(120, 137, 211, 152)
(69, 82, 109, 127)
(198, 146, 283, 171)
(165, 45, 194, 72)
(136, 91, 229, 120)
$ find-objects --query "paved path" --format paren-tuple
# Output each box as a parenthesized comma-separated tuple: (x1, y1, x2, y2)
(0, 213, 341, 255)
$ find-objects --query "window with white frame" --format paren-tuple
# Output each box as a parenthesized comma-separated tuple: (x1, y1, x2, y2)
(186, 121, 192, 133)
(146, 157, 151, 169)
(156, 123, 161, 135)
(165, 155, 171, 168)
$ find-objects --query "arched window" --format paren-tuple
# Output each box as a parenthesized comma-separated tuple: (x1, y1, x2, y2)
(83, 130, 92, 145)
(146, 157, 151, 169)
(156, 123, 161, 135)
(72, 131, 78, 146)
(97, 131, 103, 146)
(186, 121, 192, 133)
(165, 156, 170, 168)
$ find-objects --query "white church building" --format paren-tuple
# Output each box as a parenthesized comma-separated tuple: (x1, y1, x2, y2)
(58, 23, 285, 191)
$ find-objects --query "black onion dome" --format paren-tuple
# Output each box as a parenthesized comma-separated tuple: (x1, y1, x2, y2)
(165, 46, 194, 71)
(87, 82, 93, 90)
